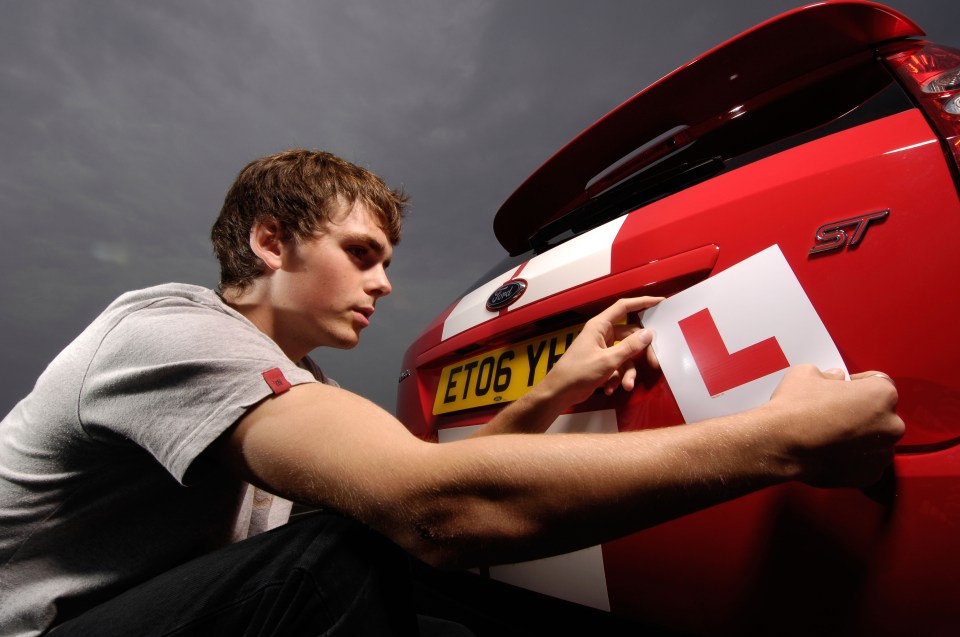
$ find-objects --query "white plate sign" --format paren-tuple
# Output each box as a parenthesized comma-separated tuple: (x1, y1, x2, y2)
(640, 245, 846, 423)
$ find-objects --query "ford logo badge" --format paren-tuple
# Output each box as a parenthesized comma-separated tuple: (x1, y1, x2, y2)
(486, 279, 528, 312)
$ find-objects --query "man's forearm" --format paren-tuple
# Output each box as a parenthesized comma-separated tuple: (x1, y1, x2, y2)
(371, 369, 901, 569)
(469, 380, 566, 437)
(391, 404, 788, 568)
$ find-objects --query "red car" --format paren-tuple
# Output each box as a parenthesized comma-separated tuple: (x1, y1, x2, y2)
(398, 2, 960, 635)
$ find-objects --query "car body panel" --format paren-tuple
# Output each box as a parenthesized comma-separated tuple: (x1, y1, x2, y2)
(493, 1, 923, 255)
(397, 2, 960, 633)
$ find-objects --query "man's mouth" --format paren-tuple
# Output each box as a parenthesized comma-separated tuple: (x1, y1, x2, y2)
(353, 307, 374, 327)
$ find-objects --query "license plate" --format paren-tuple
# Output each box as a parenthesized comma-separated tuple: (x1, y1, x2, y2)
(433, 323, 583, 415)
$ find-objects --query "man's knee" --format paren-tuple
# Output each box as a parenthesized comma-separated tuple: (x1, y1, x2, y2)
(263, 512, 418, 634)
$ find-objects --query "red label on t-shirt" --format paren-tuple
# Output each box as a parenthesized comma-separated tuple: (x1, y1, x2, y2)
(262, 368, 292, 395)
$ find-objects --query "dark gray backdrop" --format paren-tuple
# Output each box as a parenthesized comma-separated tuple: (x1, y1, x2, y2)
(2, 1, 957, 414)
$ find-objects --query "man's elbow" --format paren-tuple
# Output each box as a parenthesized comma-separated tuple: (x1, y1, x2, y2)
(393, 501, 540, 570)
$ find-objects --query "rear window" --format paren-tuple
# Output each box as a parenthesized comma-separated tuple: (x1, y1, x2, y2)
(463, 70, 914, 297)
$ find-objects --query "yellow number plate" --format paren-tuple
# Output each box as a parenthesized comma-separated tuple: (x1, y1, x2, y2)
(433, 324, 583, 415)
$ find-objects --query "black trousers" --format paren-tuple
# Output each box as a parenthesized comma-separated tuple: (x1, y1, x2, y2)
(47, 511, 472, 637)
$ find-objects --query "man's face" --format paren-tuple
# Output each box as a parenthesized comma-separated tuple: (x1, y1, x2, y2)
(274, 201, 393, 354)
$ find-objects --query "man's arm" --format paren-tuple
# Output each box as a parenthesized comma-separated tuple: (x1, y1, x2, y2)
(214, 309, 902, 569)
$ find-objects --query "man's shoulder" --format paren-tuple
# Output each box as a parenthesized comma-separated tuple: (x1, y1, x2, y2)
(69, 283, 270, 370)
(107, 283, 225, 315)
(97, 283, 255, 332)
(94, 283, 269, 354)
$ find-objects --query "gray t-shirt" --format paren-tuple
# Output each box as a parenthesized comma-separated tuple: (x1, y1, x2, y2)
(0, 284, 320, 635)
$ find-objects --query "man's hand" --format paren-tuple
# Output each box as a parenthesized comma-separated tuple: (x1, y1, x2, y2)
(762, 365, 904, 488)
(540, 296, 663, 405)
(475, 296, 662, 437)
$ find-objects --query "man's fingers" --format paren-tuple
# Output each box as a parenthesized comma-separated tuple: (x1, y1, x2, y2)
(615, 328, 653, 360)
(850, 370, 895, 385)
(609, 325, 637, 348)
(852, 370, 900, 413)
(646, 343, 660, 370)
(611, 323, 642, 342)
(818, 368, 896, 386)
(595, 296, 664, 325)
(601, 329, 653, 397)
(603, 363, 637, 395)
(603, 370, 622, 395)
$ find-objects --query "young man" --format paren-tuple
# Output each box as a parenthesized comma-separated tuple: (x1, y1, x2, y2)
(0, 150, 903, 636)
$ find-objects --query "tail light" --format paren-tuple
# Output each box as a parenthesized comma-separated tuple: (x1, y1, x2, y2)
(884, 43, 960, 172)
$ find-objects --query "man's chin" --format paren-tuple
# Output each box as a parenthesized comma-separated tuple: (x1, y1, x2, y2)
(313, 323, 364, 350)
(329, 330, 362, 350)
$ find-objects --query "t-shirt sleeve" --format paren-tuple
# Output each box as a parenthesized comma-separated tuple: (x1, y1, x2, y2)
(78, 301, 316, 484)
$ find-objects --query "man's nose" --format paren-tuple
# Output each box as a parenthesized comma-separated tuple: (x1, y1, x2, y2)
(367, 265, 392, 297)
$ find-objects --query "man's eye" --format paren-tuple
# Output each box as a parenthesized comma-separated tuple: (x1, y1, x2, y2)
(347, 246, 367, 259)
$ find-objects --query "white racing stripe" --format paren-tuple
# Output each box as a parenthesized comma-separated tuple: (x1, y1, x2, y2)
(441, 216, 627, 341)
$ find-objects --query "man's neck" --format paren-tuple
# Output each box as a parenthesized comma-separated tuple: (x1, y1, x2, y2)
(219, 284, 308, 362)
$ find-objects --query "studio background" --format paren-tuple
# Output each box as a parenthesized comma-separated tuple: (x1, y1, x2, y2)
(2, 0, 956, 414)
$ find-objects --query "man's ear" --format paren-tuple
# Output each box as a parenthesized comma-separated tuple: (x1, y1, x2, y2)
(249, 218, 285, 272)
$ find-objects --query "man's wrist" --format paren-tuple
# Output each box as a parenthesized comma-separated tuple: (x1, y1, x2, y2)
(741, 402, 805, 484)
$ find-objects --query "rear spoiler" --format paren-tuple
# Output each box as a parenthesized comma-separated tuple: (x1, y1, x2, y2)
(493, 1, 923, 255)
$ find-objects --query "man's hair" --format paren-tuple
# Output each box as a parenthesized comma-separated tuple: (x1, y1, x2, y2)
(211, 149, 407, 291)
